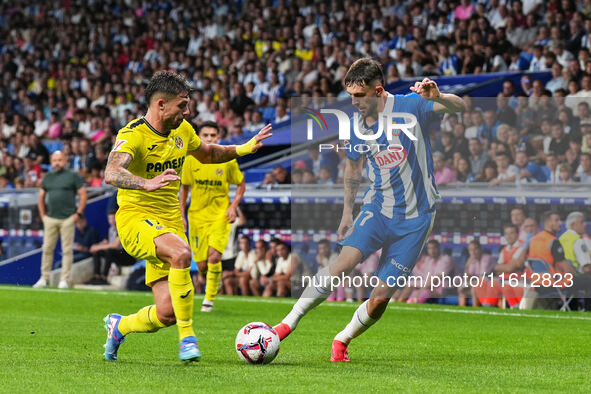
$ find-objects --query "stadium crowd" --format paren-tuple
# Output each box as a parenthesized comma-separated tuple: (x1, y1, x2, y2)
(2, 1, 591, 188)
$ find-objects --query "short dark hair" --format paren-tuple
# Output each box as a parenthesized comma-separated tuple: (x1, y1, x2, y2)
(427, 239, 440, 247)
(541, 210, 560, 224)
(318, 239, 330, 247)
(504, 223, 519, 233)
(197, 121, 219, 135)
(344, 58, 385, 87)
(144, 70, 191, 104)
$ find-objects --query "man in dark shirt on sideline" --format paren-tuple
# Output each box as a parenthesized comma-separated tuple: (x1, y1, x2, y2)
(33, 151, 87, 289)
(73, 214, 99, 262)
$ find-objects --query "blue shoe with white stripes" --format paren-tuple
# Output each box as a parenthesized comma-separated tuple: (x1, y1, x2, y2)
(179, 336, 201, 362)
(104, 314, 125, 361)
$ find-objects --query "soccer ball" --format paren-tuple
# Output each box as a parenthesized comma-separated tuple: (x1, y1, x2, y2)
(235, 322, 280, 364)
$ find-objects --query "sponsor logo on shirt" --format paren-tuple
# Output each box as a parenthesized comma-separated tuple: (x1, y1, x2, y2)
(146, 156, 186, 173)
(112, 140, 127, 152)
(374, 147, 407, 169)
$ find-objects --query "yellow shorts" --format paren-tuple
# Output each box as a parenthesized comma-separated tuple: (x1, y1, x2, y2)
(116, 208, 188, 286)
(187, 215, 232, 263)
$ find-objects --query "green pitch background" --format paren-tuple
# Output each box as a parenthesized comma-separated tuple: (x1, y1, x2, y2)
(1, 286, 590, 393)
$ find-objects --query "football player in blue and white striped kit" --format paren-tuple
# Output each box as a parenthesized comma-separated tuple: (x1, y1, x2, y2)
(273, 58, 466, 362)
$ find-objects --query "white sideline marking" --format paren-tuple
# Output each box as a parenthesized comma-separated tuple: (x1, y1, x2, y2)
(1, 285, 590, 321)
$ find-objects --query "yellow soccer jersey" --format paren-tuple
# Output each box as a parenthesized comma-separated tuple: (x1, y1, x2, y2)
(181, 156, 244, 222)
(112, 117, 201, 216)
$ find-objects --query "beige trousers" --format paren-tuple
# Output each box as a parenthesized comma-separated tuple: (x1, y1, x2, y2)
(41, 215, 76, 282)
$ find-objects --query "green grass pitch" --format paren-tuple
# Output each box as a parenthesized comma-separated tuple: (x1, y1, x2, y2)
(1, 285, 590, 393)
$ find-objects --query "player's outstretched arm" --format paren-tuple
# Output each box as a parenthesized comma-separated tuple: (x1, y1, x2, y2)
(338, 157, 364, 241)
(410, 78, 466, 113)
(104, 151, 180, 191)
(190, 124, 273, 164)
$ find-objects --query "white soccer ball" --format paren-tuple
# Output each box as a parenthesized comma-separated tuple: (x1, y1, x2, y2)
(235, 322, 280, 364)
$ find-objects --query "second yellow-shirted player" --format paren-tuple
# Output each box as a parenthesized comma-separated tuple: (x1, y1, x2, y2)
(179, 121, 246, 312)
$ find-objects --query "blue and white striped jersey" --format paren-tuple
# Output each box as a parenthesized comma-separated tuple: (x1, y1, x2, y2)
(345, 93, 440, 219)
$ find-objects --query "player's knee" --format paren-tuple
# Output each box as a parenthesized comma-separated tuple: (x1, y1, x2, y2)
(170, 246, 192, 268)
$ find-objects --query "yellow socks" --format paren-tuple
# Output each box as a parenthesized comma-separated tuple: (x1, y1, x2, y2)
(168, 267, 196, 340)
(118, 305, 166, 335)
(204, 262, 222, 303)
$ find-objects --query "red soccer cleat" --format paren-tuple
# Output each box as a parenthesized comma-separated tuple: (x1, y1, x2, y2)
(273, 322, 292, 341)
(330, 340, 350, 362)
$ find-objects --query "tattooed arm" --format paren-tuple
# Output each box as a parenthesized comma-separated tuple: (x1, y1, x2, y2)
(337, 157, 364, 241)
(104, 151, 180, 191)
(190, 143, 241, 164)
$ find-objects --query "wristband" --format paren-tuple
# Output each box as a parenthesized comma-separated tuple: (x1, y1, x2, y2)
(236, 136, 258, 156)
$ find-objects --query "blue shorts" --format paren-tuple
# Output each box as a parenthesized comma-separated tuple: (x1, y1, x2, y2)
(340, 204, 435, 285)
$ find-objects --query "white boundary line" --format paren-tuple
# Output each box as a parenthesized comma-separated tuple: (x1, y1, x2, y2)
(2, 285, 590, 321)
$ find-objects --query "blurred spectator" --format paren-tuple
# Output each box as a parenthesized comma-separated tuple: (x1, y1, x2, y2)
(272, 165, 291, 185)
(434, 151, 457, 184)
(510, 207, 527, 242)
(440, 131, 456, 163)
(302, 169, 317, 184)
(514, 151, 546, 183)
(317, 165, 334, 185)
(459, 240, 495, 307)
(455, 156, 474, 183)
(87, 213, 135, 285)
(522, 217, 540, 249)
(484, 223, 527, 308)
(557, 163, 575, 183)
(576, 152, 591, 182)
(475, 160, 499, 183)
(255, 240, 274, 293)
(292, 168, 304, 184)
(468, 138, 490, 176)
(559, 212, 591, 274)
(231, 235, 259, 296)
(490, 152, 519, 185)
(542, 153, 560, 183)
(73, 215, 100, 262)
(316, 239, 337, 274)
(263, 242, 294, 298)
(546, 63, 567, 93)
(397, 240, 456, 304)
(496, 94, 517, 126)
(87, 164, 104, 187)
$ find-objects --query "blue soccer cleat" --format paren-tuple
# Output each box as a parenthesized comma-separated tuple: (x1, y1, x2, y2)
(104, 314, 126, 361)
(179, 336, 201, 362)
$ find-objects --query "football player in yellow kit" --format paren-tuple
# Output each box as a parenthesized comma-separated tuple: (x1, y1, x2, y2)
(102, 70, 271, 362)
(179, 121, 245, 312)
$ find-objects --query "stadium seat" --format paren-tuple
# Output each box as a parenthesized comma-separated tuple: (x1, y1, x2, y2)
(262, 107, 276, 124)
(525, 259, 574, 311)
(42, 140, 64, 154)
